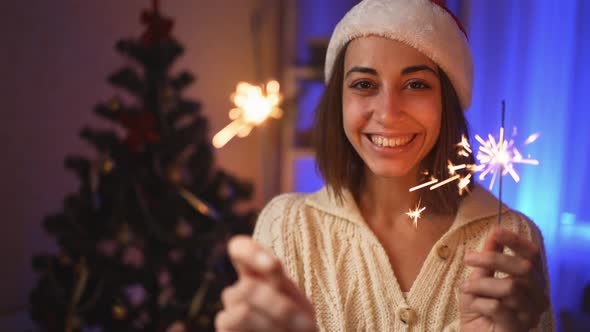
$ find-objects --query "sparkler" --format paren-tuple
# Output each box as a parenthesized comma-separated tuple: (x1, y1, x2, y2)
(406, 199, 426, 228)
(212, 80, 283, 148)
(407, 100, 539, 225)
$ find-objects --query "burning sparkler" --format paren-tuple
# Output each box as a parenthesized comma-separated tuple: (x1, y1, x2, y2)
(473, 128, 539, 191)
(407, 100, 540, 225)
(212, 80, 283, 148)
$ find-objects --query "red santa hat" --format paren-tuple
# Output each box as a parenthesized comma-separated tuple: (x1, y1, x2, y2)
(325, 0, 473, 110)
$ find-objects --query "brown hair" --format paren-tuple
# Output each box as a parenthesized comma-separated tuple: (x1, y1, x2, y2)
(312, 44, 475, 216)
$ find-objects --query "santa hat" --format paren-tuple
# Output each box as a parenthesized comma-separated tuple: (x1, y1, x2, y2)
(324, 0, 473, 110)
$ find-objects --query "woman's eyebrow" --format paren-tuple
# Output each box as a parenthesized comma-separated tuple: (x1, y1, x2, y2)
(345, 66, 378, 78)
(401, 65, 438, 77)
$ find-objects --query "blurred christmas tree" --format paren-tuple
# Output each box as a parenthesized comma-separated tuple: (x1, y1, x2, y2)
(29, 2, 255, 331)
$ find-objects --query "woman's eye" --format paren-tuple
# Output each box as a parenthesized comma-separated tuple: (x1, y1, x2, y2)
(352, 81, 375, 90)
(407, 81, 430, 90)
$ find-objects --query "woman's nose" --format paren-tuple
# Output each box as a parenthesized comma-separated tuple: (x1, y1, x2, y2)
(374, 91, 405, 126)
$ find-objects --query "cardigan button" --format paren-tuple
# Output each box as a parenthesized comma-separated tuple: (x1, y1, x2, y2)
(437, 244, 450, 260)
(397, 307, 417, 325)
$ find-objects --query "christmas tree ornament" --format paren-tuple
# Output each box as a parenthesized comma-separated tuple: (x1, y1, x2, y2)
(166, 165, 183, 186)
(112, 304, 127, 320)
(99, 158, 114, 174)
(175, 218, 193, 238)
(122, 245, 145, 268)
(124, 284, 147, 308)
(59, 253, 72, 266)
(108, 97, 121, 111)
(96, 239, 118, 257)
(117, 223, 132, 245)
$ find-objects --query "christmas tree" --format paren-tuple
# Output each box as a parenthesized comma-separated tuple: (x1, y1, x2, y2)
(29, 2, 255, 331)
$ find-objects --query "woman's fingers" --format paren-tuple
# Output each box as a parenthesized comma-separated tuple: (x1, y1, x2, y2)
(220, 236, 318, 332)
(467, 297, 525, 331)
(248, 281, 316, 331)
(488, 227, 540, 261)
(228, 235, 284, 282)
(219, 277, 316, 332)
(227, 236, 315, 312)
(461, 277, 523, 301)
(461, 275, 545, 326)
(481, 227, 543, 276)
(215, 303, 275, 332)
(221, 278, 256, 308)
(461, 227, 549, 330)
(464, 250, 533, 277)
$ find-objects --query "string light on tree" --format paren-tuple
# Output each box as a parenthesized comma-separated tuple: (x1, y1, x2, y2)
(212, 80, 283, 148)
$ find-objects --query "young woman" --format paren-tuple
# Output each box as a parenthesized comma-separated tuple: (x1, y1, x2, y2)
(215, 0, 554, 331)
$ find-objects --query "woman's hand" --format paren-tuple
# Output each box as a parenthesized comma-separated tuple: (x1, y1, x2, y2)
(459, 226, 549, 332)
(215, 236, 317, 332)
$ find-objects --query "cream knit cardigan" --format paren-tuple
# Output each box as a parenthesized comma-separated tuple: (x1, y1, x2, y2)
(253, 184, 555, 331)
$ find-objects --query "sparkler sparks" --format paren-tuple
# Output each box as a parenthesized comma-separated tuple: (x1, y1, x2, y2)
(406, 107, 539, 225)
(457, 134, 472, 157)
(212, 80, 283, 148)
(409, 177, 438, 192)
(430, 174, 461, 190)
(474, 128, 539, 190)
(409, 127, 539, 195)
(406, 200, 426, 228)
(458, 173, 472, 195)
(403, 99, 542, 227)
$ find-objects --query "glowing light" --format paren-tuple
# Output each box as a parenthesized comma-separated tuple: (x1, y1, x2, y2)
(407, 103, 540, 226)
(457, 134, 472, 157)
(524, 132, 541, 145)
(474, 128, 539, 190)
(406, 200, 426, 228)
(448, 160, 467, 175)
(212, 80, 283, 148)
(458, 173, 472, 195)
(430, 174, 461, 190)
(409, 177, 439, 192)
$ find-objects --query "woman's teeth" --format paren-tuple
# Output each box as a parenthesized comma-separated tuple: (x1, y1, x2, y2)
(370, 134, 415, 148)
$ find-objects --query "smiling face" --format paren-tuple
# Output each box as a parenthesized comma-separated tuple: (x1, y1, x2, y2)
(342, 36, 442, 181)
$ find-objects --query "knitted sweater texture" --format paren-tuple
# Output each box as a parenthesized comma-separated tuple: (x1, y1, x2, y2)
(253, 184, 555, 331)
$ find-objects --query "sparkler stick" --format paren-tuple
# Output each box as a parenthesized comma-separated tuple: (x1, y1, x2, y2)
(497, 101, 505, 224)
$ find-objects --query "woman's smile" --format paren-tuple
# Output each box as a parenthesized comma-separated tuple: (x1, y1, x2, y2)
(362, 132, 423, 161)
(367, 133, 417, 148)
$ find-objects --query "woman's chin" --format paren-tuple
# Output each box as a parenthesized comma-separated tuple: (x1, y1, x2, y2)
(365, 164, 418, 180)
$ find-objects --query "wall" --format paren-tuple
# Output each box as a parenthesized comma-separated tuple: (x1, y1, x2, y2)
(0, 0, 279, 328)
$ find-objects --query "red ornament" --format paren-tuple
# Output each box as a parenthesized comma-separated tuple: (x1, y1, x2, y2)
(119, 112, 161, 152)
